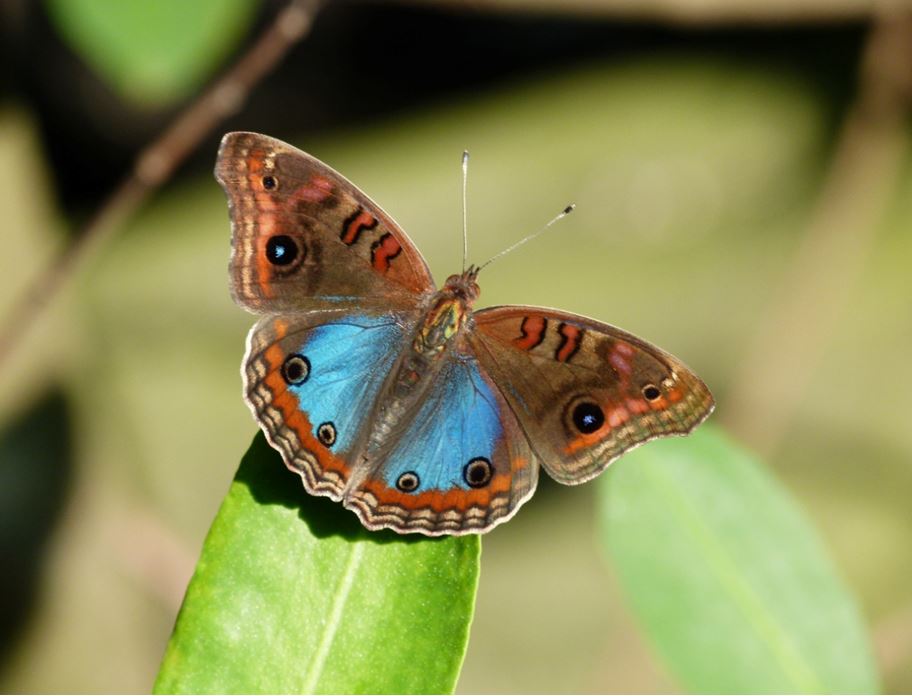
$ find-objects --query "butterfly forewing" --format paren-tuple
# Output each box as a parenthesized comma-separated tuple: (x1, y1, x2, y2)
(216, 132, 435, 314)
(471, 306, 714, 485)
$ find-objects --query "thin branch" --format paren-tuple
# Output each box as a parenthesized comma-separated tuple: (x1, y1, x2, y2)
(107, 500, 197, 613)
(874, 600, 912, 681)
(723, 11, 912, 454)
(0, 0, 321, 372)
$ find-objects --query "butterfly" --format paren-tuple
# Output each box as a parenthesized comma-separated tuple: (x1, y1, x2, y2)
(215, 132, 714, 536)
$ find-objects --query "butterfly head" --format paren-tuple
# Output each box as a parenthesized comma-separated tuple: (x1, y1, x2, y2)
(443, 265, 480, 304)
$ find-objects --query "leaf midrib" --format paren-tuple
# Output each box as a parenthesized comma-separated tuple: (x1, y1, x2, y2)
(300, 542, 366, 693)
(641, 455, 823, 693)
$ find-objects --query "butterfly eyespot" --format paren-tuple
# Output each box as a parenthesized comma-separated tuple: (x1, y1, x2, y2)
(396, 471, 420, 492)
(317, 422, 336, 447)
(281, 354, 310, 385)
(642, 384, 662, 401)
(463, 457, 493, 488)
(261, 175, 277, 190)
(572, 401, 605, 434)
(265, 235, 300, 266)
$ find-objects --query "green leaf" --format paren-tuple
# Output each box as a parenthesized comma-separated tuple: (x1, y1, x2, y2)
(154, 433, 480, 694)
(45, 0, 258, 106)
(598, 425, 879, 694)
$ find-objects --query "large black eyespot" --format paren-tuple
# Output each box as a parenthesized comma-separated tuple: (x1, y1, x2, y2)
(317, 422, 336, 447)
(464, 457, 493, 488)
(642, 384, 662, 401)
(572, 401, 604, 434)
(265, 235, 299, 266)
(262, 175, 277, 190)
(396, 471, 420, 492)
(281, 354, 310, 385)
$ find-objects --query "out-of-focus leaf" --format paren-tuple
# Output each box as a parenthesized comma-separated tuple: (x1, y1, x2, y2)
(0, 389, 73, 661)
(599, 425, 879, 693)
(45, 0, 259, 106)
(154, 433, 480, 694)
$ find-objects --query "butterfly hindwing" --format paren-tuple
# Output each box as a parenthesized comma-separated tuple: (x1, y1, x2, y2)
(470, 305, 714, 485)
(244, 309, 417, 499)
(216, 132, 435, 314)
(344, 353, 538, 535)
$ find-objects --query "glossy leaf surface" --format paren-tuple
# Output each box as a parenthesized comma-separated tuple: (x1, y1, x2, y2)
(155, 433, 480, 694)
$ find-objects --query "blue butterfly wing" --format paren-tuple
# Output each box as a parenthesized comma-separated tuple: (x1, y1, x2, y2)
(244, 309, 415, 499)
(344, 353, 538, 535)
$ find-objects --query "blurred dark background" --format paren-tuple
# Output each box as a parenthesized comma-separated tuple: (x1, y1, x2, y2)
(4, 2, 864, 213)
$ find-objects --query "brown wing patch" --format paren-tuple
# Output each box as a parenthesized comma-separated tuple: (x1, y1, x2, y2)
(472, 305, 714, 485)
(216, 132, 434, 313)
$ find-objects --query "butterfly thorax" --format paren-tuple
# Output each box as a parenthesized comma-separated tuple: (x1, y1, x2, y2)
(412, 268, 480, 357)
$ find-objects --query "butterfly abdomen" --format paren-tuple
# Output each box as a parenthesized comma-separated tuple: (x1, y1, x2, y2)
(349, 278, 482, 483)
(363, 296, 473, 453)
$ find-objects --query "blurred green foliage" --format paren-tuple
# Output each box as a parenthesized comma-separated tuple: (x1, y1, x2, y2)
(0, 390, 72, 660)
(600, 426, 878, 693)
(45, 0, 258, 106)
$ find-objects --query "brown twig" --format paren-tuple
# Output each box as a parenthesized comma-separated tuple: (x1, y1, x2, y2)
(723, 10, 912, 455)
(0, 0, 321, 372)
(107, 499, 198, 614)
(874, 600, 912, 684)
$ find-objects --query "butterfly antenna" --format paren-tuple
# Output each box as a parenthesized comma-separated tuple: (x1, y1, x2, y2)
(461, 150, 469, 273)
(478, 204, 575, 271)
